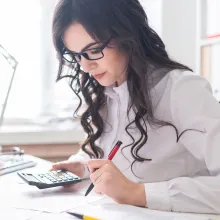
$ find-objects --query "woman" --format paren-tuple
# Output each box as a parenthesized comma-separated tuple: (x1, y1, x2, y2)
(51, 0, 220, 214)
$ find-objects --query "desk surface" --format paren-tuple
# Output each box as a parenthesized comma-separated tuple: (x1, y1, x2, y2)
(1, 156, 220, 220)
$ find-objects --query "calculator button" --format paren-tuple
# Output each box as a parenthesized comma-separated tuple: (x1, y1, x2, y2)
(67, 173, 75, 177)
(63, 175, 69, 178)
(67, 177, 74, 180)
(51, 175, 57, 178)
(44, 175, 51, 178)
(38, 174, 45, 178)
(33, 171, 81, 185)
(39, 176, 53, 184)
(47, 174, 54, 178)
(45, 175, 53, 178)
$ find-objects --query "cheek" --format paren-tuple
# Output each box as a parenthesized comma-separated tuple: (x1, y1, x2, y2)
(103, 50, 128, 74)
(113, 50, 128, 72)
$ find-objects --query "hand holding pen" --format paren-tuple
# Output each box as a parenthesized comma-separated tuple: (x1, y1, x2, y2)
(83, 140, 146, 206)
(85, 141, 122, 196)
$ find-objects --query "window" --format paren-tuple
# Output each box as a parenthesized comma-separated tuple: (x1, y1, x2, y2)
(199, 0, 220, 100)
(0, 0, 77, 125)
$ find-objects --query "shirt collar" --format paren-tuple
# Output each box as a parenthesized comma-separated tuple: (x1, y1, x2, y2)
(104, 68, 171, 109)
(104, 80, 128, 100)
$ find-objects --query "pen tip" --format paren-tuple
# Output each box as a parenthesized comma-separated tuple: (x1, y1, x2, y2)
(66, 212, 83, 219)
(85, 183, 94, 196)
(85, 190, 89, 196)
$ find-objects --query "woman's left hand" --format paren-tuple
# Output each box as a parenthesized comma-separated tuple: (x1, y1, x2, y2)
(85, 159, 147, 207)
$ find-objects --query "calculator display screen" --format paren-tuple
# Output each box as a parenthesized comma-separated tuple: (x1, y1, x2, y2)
(25, 173, 41, 182)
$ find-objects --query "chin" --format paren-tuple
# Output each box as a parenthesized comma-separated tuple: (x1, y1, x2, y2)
(96, 79, 116, 87)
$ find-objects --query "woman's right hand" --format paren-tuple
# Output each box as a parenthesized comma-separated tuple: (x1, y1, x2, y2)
(50, 160, 85, 178)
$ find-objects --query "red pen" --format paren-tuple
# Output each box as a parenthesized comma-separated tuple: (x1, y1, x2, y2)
(85, 141, 122, 196)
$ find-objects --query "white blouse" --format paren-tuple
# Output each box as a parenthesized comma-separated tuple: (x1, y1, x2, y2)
(70, 69, 220, 214)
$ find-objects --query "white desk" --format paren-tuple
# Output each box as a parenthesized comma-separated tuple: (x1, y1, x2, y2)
(1, 156, 220, 220)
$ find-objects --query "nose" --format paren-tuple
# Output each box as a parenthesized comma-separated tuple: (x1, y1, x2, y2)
(79, 56, 97, 73)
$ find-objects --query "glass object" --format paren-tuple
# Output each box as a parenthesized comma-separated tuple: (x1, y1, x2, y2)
(0, 44, 18, 126)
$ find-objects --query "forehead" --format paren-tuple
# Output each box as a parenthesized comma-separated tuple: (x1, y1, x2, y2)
(63, 23, 96, 52)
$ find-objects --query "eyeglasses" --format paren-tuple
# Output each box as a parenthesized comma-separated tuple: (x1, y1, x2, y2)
(62, 37, 112, 64)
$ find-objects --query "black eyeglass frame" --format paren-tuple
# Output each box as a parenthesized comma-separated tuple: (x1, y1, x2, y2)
(62, 37, 112, 63)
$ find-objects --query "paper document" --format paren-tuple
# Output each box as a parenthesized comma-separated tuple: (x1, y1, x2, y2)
(30, 212, 76, 220)
(71, 202, 217, 220)
(1, 179, 104, 213)
(0, 208, 40, 220)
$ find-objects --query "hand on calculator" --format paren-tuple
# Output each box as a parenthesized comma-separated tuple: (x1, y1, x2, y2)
(17, 160, 86, 189)
(50, 160, 85, 178)
(18, 170, 82, 189)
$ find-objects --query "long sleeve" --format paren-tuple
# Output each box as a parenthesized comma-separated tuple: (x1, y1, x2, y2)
(69, 149, 90, 163)
(145, 72, 220, 214)
(69, 149, 90, 179)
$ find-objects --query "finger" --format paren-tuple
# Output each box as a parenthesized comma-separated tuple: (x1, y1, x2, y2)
(84, 163, 96, 173)
(94, 186, 102, 194)
(50, 161, 70, 171)
(89, 167, 96, 173)
(93, 172, 111, 195)
(81, 161, 95, 173)
(93, 175, 103, 194)
(87, 159, 112, 171)
(90, 164, 111, 183)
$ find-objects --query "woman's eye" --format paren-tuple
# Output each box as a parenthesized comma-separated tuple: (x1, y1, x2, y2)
(90, 48, 101, 54)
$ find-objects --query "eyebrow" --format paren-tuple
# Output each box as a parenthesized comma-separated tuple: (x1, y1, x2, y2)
(68, 42, 98, 53)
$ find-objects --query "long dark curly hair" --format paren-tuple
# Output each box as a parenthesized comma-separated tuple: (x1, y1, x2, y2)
(52, 0, 195, 163)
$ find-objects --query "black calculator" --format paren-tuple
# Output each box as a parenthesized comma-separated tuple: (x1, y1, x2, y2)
(17, 170, 82, 189)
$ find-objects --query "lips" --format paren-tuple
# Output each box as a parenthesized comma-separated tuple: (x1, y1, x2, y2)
(93, 72, 106, 80)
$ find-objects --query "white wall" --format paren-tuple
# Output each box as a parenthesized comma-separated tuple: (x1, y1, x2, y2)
(139, 0, 163, 37)
(139, 0, 197, 71)
(140, 0, 220, 100)
(161, 0, 198, 71)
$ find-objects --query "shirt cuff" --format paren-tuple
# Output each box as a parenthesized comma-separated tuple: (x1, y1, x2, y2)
(145, 181, 171, 211)
(82, 165, 90, 179)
